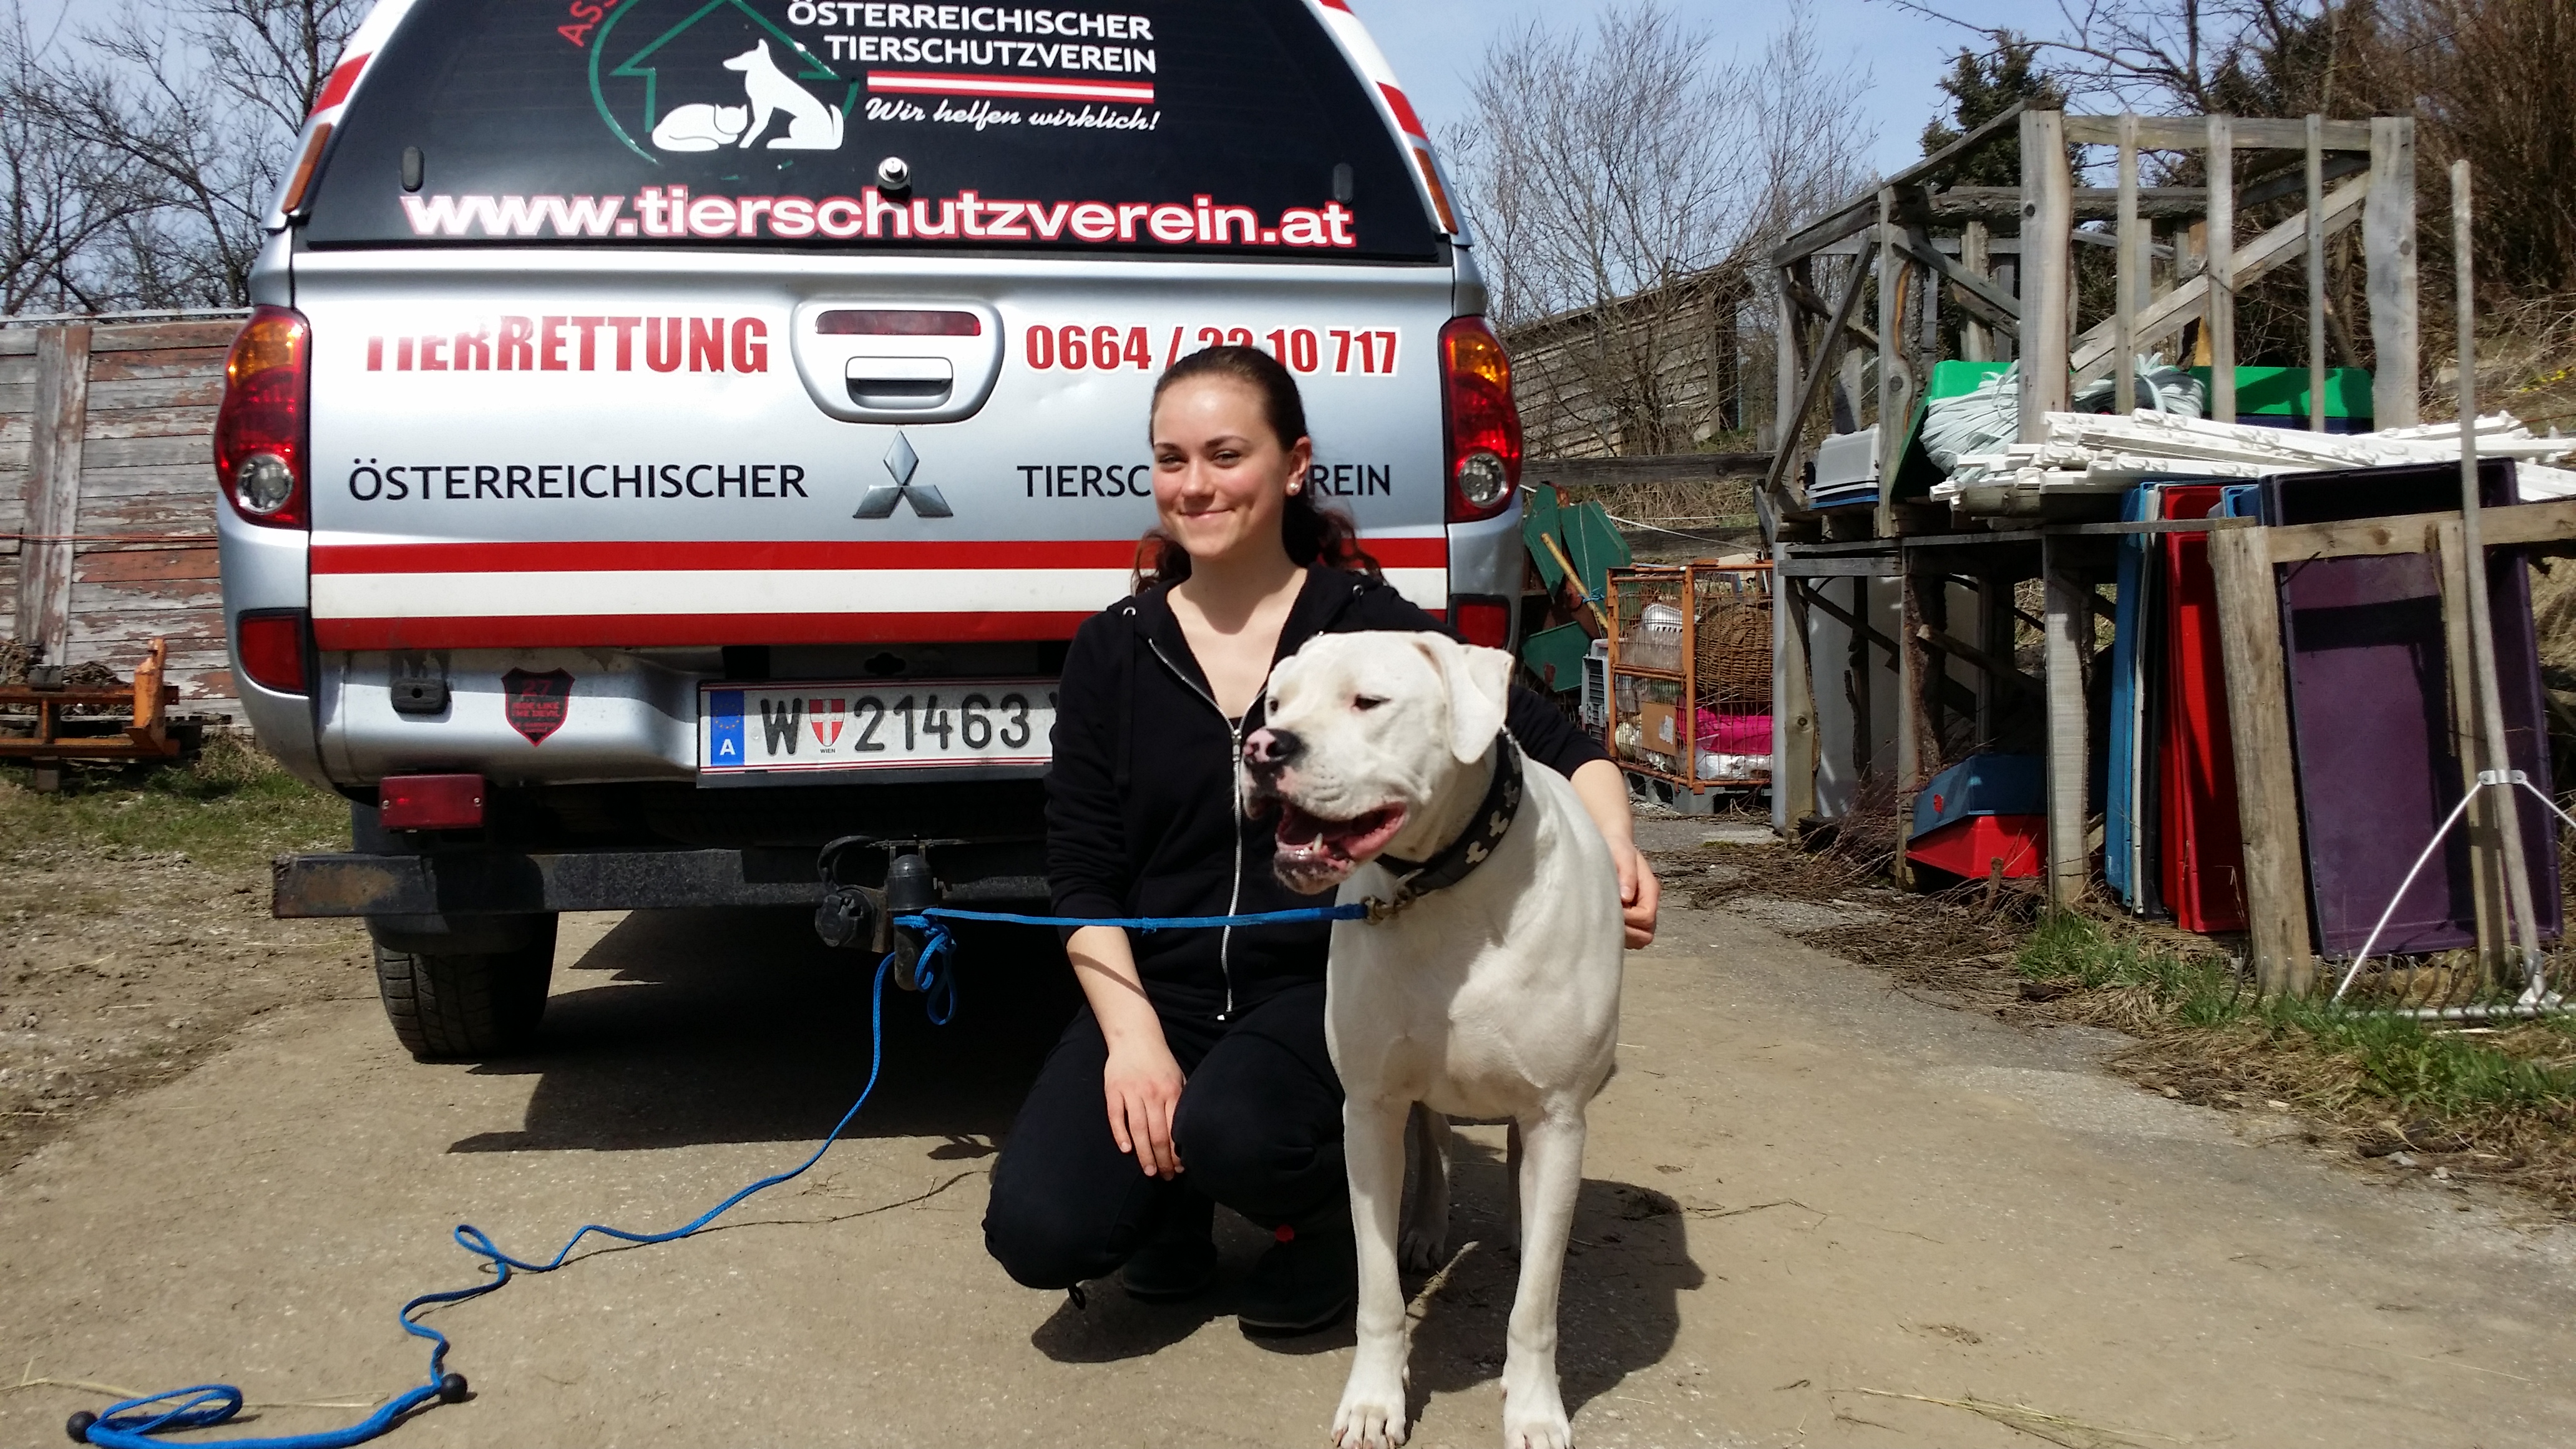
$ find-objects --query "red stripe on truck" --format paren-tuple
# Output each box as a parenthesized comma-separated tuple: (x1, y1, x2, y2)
(310, 52, 368, 115)
(311, 536, 1450, 573)
(313, 610, 1105, 651)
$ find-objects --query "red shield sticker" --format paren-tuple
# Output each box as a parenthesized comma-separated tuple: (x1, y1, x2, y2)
(502, 668, 574, 745)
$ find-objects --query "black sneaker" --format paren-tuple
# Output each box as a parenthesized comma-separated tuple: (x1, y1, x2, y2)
(1237, 1221, 1355, 1336)
(1121, 1192, 1217, 1303)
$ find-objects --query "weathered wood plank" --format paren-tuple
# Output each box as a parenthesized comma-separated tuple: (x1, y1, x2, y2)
(1772, 578, 1818, 832)
(2020, 109, 2075, 436)
(85, 346, 230, 381)
(80, 405, 222, 443)
(75, 547, 221, 584)
(64, 605, 226, 656)
(2208, 526, 2315, 993)
(2208, 115, 2237, 423)
(87, 320, 245, 353)
(15, 325, 90, 658)
(2366, 116, 2420, 429)
(85, 374, 225, 410)
(69, 573, 224, 610)
(0, 331, 41, 358)
(2064, 113, 2371, 151)
(1525, 454, 1773, 490)
(74, 493, 221, 537)
(79, 434, 212, 470)
(2041, 535, 2091, 905)
(2262, 499, 2576, 562)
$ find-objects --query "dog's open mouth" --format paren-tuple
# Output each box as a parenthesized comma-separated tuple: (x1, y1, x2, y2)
(1271, 800, 1407, 892)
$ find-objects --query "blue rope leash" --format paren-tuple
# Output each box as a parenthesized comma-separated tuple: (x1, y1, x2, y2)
(72, 900, 1362, 1448)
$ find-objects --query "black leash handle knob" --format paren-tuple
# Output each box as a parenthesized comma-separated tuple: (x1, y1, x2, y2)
(437, 1373, 471, 1403)
(64, 1410, 96, 1443)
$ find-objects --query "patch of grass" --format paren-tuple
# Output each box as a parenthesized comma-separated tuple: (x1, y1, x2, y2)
(2017, 912, 2576, 1120)
(0, 732, 348, 872)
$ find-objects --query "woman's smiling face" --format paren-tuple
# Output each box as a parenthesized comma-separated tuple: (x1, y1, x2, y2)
(1150, 375, 1313, 570)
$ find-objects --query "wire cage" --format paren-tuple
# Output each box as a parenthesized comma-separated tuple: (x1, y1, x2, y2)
(1605, 562, 1774, 794)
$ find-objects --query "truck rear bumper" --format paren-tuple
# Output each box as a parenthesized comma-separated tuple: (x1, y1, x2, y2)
(274, 844, 1044, 919)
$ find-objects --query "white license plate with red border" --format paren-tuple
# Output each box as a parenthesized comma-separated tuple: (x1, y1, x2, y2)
(699, 680, 1056, 774)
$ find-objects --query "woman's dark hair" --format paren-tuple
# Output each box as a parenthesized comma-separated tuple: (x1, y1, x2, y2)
(1132, 344, 1380, 592)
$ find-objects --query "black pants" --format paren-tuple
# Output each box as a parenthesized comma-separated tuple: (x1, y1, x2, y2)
(983, 980, 1346, 1290)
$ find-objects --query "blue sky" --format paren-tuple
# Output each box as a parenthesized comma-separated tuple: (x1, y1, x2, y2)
(1346, 0, 2047, 176)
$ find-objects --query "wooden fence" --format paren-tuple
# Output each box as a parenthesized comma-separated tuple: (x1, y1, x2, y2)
(2, 317, 243, 715)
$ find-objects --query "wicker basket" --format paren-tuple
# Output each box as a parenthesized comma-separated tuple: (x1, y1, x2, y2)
(1694, 597, 1773, 712)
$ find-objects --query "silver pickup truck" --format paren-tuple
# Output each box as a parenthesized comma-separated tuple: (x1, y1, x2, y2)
(218, 0, 1525, 1058)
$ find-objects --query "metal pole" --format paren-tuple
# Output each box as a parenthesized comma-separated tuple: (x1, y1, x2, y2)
(2450, 160, 2548, 987)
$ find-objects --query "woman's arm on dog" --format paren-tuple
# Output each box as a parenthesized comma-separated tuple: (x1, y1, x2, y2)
(1569, 759, 1660, 949)
(1066, 924, 1188, 1179)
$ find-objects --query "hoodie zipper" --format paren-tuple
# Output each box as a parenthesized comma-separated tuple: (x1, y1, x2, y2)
(1146, 636, 1249, 1021)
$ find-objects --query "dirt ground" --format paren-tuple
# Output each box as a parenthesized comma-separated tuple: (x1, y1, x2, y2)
(9, 820, 2576, 1446)
(0, 840, 368, 1173)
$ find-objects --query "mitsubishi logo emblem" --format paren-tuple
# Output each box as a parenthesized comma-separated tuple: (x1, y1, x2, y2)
(853, 432, 952, 519)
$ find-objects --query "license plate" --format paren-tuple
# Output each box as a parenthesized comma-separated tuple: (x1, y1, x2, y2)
(699, 679, 1057, 774)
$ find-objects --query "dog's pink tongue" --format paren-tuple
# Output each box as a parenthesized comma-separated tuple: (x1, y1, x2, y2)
(1275, 804, 1349, 867)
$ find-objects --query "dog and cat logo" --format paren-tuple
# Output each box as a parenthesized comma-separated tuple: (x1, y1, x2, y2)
(587, 0, 856, 162)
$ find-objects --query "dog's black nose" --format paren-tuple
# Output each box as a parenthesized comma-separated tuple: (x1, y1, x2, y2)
(1242, 727, 1302, 773)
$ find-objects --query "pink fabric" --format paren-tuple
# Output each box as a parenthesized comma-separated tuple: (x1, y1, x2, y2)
(1695, 710, 1771, 755)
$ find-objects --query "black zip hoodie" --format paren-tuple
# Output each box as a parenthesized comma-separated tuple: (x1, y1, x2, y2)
(1045, 567, 1609, 1023)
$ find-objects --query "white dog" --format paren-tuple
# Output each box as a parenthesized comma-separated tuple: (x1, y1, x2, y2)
(724, 40, 844, 150)
(1244, 632, 1623, 1449)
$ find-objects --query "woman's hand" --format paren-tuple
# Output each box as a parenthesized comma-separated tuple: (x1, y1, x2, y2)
(1609, 839, 1661, 950)
(1103, 1033, 1188, 1178)
(1569, 758, 1661, 950)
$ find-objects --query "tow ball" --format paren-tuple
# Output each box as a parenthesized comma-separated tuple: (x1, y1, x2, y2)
(812, 836, 939, 992)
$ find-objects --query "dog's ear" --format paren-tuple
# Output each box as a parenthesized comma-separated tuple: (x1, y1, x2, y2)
(1418, 633, 1512, 763)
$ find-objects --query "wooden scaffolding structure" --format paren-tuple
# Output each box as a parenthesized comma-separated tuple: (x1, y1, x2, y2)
(1760, 107, 2576, 995)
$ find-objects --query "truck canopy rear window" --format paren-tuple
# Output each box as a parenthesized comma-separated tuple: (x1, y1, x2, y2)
(306, 0, 1440, 261)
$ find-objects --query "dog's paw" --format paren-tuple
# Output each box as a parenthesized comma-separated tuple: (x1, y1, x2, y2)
(1333, 1372, 1410, 1448)
(1397, 1224, 1448, 1274)
(1501, 1368, 1570, 1449)
(1501, 1405, 1572, 1449)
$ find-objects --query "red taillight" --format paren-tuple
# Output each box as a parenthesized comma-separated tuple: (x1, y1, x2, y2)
(215, 305, 311, 529)
(1440, 316, 1521, 524)
(1452, 597, 1511, 650)
(379, 774, 487, 831)
(236, 610, 310, 694)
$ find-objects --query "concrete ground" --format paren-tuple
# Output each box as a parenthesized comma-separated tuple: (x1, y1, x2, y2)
(9, 875, 2576, 1447)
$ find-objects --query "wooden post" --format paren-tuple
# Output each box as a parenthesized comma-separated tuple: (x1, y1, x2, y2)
(1773, 575, 1820, 834)
(1961, 220, 1993, 362)
(2207, 115, 2237, 424)
(13, 324, 93, 661)
(2019, 110, 2074, 441)
(1876, 189, 1905, 537)
(1895, 568, 1938, 886)
(2042, 535, 2091, 907)
(2435, 517, 2511, 975)
(2366, 116, 2419, 428)
(2208, 526, 2315, 994)
(2306, 114, 2328, 431)
(1771, 264, 1803, 457)
(2115, 112, 2140, 414)
(2448, 160, 2549, 979)
(1847, 577, 1875, 790)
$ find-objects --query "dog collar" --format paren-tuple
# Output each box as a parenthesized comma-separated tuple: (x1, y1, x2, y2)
(1367, 735, 1523, 921)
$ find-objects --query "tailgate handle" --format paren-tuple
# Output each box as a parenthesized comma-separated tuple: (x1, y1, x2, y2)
(844, 356, 953, 409)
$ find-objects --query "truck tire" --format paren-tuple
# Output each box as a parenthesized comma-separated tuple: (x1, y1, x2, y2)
(373, 917, 559, 1060)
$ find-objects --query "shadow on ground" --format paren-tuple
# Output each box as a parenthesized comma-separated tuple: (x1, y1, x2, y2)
(1024, 1134, 1703, 1422)
(449, 907, 1081, 1153)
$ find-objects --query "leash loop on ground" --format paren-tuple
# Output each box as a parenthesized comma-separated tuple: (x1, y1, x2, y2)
(76, 900, 1361, 1448)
